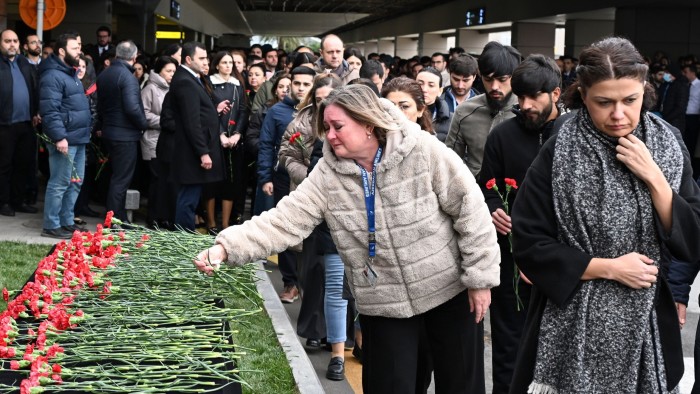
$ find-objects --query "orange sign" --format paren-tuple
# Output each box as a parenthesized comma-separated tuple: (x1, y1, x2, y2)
(19, 0, 67, 30)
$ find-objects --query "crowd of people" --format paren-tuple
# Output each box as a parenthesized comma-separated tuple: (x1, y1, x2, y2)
(3, 24, 700, 393)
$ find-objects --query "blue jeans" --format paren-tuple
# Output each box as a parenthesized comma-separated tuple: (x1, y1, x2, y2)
(175, 184, 202, 231)
(253, 183, 274, 216)
(43, 144, 85, 230)
(324, 253, 348, 344)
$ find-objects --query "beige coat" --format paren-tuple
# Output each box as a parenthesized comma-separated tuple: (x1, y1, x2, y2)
(140, 70, 168, 160)
(278, 105, 316, 188)
(216, 99, 500, 318)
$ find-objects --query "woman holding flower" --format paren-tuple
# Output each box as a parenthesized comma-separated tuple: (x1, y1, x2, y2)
(245, 73, 291, 216)
(202, 51, 249, 233)
(195, 84, 500, 393)
(510, 38, 700, 393)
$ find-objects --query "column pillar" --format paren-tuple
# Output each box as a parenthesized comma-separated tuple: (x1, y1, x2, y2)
(564, 19, 614, 57)
(363, 40, 378, 56)
(456, 29, 488, 55)
(418, 32, 447, 57)
(511, 22, 556, 57)
(377, 38, 395, 56)
(395, 36, 417, 59)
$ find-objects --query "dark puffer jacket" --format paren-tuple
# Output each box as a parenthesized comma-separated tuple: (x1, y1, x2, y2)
(431, 96, 452, 142)
(38, 54, 91, 144)
(96, 59, 148, 141)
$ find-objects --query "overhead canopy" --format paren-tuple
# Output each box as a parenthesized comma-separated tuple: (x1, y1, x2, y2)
(235, 0, 429, 36)
(154, 0, 429, 37)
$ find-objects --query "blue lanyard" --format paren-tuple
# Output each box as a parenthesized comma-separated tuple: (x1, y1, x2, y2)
(357, 147, 383, 260)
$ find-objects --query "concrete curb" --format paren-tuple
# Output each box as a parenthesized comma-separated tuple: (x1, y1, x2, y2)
(254, 262, 325, 394)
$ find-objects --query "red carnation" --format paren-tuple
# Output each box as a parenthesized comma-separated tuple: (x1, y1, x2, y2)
(485, 178, 496, 190)
(289, 132, 301, 144)
(228, 120, 236, 126)
(10, 360, 19, 370)
(505, 178, 518, 189)
(2, 288, 8, 302)
(104, 211, 114, 228)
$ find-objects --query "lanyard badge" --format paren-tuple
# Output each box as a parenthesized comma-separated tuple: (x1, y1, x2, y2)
(358, 148, 382, 287)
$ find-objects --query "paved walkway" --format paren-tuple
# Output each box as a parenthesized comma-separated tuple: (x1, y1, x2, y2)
(0, 201, 697, 393)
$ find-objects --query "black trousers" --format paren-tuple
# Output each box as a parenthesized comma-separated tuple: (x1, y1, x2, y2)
(156, 159, 178, 224)
(104, 140, 138, 222)
(490, 253, 532, 394)
(0, 122, 34, 206)
(74, 141, 97, 215)
(273, 171, 298, 287)
(296, 228, 327, 339)
(360, 290, 485, 394)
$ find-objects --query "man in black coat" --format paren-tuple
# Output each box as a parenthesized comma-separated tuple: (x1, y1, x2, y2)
(0, 29, 40, 216)
(661, 68, 690, 135)
(97, 40, 148, 223)
(168, 41, 224, 231)
(479, 54, 563, 394)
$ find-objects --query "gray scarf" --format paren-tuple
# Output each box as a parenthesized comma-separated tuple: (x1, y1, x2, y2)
(529, 109, 683, 393)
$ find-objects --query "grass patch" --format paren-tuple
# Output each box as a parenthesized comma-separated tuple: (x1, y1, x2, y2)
(0, 241, 296, 393)
(0, 241, 53, 311)
(228, 293, 297, 394)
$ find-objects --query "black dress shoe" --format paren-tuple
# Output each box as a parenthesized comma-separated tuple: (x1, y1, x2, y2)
(41, 228, 72, 239)
(0, 204, 15, 217)
(305, 338, 323, 348)
(159, 220, 173, 231)
(326, 357, 345, 381)
(62, 224, 86, 233)
(13, 203, 38, 214)
(352, 345, 363, 364)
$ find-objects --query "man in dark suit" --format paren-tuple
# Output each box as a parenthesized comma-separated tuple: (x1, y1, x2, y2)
(97, 40, 148, 223)
(86, 26, 113, 74)
(168, 41, 225, 231)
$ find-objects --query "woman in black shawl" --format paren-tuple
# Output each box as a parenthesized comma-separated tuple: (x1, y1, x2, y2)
(510, 37, 700, 393)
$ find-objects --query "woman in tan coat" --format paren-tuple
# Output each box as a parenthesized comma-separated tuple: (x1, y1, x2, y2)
(140, 56, 177, 227)
(194, 84, 500, 393)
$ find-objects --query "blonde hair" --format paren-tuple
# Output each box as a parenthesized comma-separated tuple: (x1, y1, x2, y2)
(315, 84, 400, 144)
